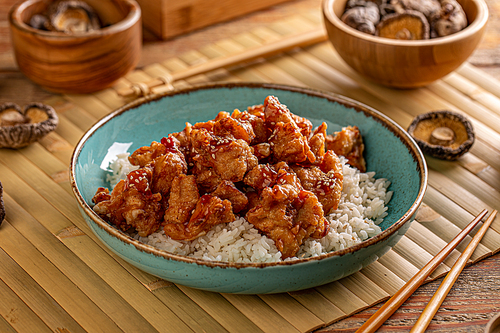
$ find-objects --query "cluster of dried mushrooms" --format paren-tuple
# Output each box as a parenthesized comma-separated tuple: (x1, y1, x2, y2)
(29, 0, 102, 33)
(341, 0, 468, 40)
(0, 103, 59, 149)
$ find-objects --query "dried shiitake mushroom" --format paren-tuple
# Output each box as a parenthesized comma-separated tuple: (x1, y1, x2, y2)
(342, 0, 381, 34)
(0, 181, 4, 227)
(407, 110, 475, 160)
(0, 102, 59, 149)
(29, 0, 101, 33)
(376, 10, 430, 39)
(430, 0, 467, 37)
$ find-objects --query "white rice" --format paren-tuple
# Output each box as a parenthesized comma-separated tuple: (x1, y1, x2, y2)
(106, 155, 392, 263)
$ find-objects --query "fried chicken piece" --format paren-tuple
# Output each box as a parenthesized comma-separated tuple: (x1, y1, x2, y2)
(163, 194, 235, 241)
(164, 174, 199, 224)
(252, 143, 271, 160)
(326, 126, 366, 172)
(269, 121, 315, 164)
(190, 128, 258, 182)
(128, 141, 166, 167)
(245, 165, 329, 258)
(244, 163, 278, 192)
(151, 148, 188, 197)
(309, 122, 328, 160)
(211, 180, 248, 213)
(233, 108, 268, 144)
(213, 113, 255, 144)
(92, 168, 163, 237)
(263, 95, 312, 137)
(292, 150, 343, 214)
(191, 161, 222, 193)
(169, 123, 193, 157)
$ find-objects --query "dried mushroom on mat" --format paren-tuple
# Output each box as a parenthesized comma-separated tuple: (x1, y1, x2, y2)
(407, 110, 474, 160)
(341, 0, 467, 39)
(29, 0, 101, 33)
(0, 181, 4, 226)
(0, 102, 59, 149)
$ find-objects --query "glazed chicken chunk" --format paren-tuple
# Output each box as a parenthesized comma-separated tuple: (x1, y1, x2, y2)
(326, 126, 366, 172)
(245, 163, 329, 258)
(93, 167, 163, 237)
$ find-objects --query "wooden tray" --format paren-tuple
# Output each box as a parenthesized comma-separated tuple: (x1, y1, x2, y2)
(1, 9, 499, 333)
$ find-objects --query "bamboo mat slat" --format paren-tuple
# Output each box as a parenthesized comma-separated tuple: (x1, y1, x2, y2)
(1, 9, 500, 333)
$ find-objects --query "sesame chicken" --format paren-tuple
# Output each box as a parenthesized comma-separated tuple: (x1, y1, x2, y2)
(92, 95, 368, 258)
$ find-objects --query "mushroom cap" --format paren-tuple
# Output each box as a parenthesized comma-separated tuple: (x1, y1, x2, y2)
(376, 10, 431, 40)
(0, 102, 59, 149)
(407, 110, 475, 160)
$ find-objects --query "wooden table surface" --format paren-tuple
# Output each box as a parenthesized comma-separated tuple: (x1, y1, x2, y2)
(1, 0, 500, 332)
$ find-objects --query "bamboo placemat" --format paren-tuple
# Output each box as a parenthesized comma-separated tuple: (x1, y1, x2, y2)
(1, 9, 500, 333)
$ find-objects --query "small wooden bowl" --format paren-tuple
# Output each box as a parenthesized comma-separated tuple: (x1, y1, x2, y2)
(322, 0, 488, 88)
(9, 0, 142, 94)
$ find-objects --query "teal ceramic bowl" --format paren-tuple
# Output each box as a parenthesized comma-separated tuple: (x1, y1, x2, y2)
(70, 82, 427, 294)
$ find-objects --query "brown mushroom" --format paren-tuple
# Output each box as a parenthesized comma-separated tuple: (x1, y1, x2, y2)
(46, 0, 101, 33)
(0, 181, 4, 227)
(407, 110, 475, 160)
(430, 0, 467, 37)
(342, 1, 381, 35)
(0, 103, 59, 149)
(376, 10, 430, 40)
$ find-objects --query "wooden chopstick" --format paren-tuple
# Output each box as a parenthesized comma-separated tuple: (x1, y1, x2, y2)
(117, 28, 328, 97)
(355, 209, 489, 333)
(410, 209, 498, 333)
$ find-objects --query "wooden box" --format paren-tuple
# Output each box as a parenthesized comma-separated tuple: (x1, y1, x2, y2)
(135, 0, 292, 40)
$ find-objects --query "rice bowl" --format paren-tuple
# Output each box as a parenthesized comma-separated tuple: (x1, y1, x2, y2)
(70, 82, 427, 294)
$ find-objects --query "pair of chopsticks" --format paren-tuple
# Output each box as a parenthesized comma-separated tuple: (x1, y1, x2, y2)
(357, 208, 498, 333)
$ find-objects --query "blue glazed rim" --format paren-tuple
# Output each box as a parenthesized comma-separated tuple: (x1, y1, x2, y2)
(70, 82, 428, 269)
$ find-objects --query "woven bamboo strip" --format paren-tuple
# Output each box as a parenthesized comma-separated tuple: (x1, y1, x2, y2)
(360, 261, 406, 295)
(405, 221, 463, 267)
(459, 153, 500, 192)
(377, 250, 420, 282)
(288, 289, 347, 324)
(18, 143, 68, 182)
(93, 88, 127, 111)
(222, 294, 301, 333)
(258, 294, 325, 332)
(456, 63, 500, 99)
(340, 272, 390, 305)
(442, 72, 500, 116)
(0, 246, 86, 333)
(315, 281, 369, 315)
(0, 314, 17, 333)
(470, 141, 500, 171)
(427, 80, 500, 127)
(151, 287, 231, 333)
(63, 94, 112, 120)
(0, 269, 54, 333)
(391, 237, 450, 280)
(422, 185, 499, 254)
(50, 96, 99, 132)
(0, 221, 125, 332)
(36, 130, 74, 165)
(177, 286, 264, 333)
(427, 158, 500, 212)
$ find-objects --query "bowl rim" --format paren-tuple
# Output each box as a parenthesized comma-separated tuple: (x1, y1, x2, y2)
(322, 0, 489, 46)
(8, 0, 141, 38)
(70, 82, 428, 269)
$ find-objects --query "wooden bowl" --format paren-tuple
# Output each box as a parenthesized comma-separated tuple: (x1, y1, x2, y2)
(9, 0, 142, 94)
(322, 0, 488, 88)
